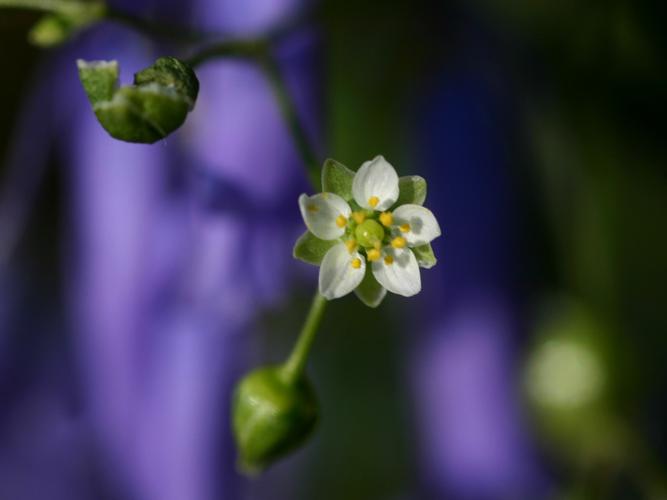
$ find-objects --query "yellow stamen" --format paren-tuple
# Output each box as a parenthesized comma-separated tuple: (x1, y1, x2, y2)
(336, 215, 347, 228)
(391, 236, 407, 249)
(351, 258, 362, 269)
(379, 212, 393, 227)
(368, 196, 379, 208)
(367, 248, 381, 262)
(373, 240, 382, 250)
(384, 255, 394, 265)
(345, 239, 358, 253)
(307, 204, 319, 213)
(352, 211, 366, 224)
(399, 223, 410, 232)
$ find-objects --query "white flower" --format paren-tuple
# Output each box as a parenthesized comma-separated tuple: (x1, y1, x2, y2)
(297, 155, 441, 302)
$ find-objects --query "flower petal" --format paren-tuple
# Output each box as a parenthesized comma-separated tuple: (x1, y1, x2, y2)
(371, 247, 421, 297)
(352, 155, 399, 211)
(319, 243, 366, 299)
(298, 193, 351, 240)
(392, 204, 441, 246)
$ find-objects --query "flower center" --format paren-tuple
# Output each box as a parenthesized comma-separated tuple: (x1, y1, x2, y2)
(354, 219, 385, 248)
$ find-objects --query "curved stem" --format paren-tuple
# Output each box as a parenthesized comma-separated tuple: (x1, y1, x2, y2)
(259, 54, 321, 191)
(281, 292, 327, 384)
(187, 43, 321, 191)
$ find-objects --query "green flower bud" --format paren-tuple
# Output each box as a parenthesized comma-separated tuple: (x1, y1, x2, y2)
(354, 219, 385, 248)
(77, 57, 199, 143)
(232, 365, 318, 474)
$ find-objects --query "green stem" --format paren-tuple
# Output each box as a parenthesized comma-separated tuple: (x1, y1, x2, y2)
(281, 292, 327, 384)
(105, 7, 211, 42)
(259, 55, 321, 191)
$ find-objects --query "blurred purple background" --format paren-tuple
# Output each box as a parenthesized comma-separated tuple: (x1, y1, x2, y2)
(1, 0, 666, 499)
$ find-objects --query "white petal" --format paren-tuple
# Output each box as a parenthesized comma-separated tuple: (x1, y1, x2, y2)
(392, 204, 441, 246)
(319, 243, 366, 299)
(352, 155, 399, 211)
(371, 247, 421, 297)
(298, 193, 351, 240)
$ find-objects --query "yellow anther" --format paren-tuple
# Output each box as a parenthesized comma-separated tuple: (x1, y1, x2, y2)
(345, 239, 358, 253)
(336, 215, 347, 228)
(368, 196, 380, 208)
(367, 248, 381, 262)
(379, 212, 393, 227)
(351, 258, 362, 269)
(399, 223, 411, 232)
(391, 236, 407, 249)
(307, 203, 319, 213)
(384, 255, 394, 265)
(352, 211, 366, 224)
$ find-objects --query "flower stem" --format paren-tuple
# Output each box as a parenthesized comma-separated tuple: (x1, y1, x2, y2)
(281, 292, 327, 384)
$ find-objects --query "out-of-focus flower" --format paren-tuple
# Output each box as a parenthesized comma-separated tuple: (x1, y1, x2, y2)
(295, 156, 441, 304)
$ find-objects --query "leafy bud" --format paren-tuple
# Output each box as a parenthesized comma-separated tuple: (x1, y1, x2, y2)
(232, 365, 318, 474)
(77, 57, 199, 143)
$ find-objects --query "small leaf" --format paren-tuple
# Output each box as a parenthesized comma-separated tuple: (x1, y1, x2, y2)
(77, 57, 199, 144)
(321, 158, 355, 201)
(354, 266, 387, 308)
(293, 231, 337, 265)
(411, 244, 437, 269)
(29, 14, 73, 47)
(20, 1, 107, 47)
(394, 175, 427, 207)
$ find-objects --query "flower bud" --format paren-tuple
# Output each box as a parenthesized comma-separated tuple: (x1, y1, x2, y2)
(77, 57, 199, 143)
(232, 365, 318, 474)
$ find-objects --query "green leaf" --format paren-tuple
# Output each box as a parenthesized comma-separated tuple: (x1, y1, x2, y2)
(293, 231, 337, 265)
(29, 14, 73, 47)
(77, 57, 199, 144)
(411, 243, 437, 269)
(354, 266, 387, 308)
(5, 0, 107, 47)
(394, 175, 427, 206)
(321, 158, 355, 201)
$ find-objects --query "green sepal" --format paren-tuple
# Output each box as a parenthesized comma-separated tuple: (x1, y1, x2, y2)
(77, 59, 118, 104)
(354, 266, 387, 308)
(293, 231, 337, 265)
(232, 365, 318, 474)
(134, 56, 199, 109)
(77, 57, 199, 144)
(394, 175, 427, 207)
(412, 243, 437, 269)
(321, 158, 355, 201)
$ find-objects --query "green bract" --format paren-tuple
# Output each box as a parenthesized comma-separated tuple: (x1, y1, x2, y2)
(77, 57, 199, 143)
(232, 366, 318, 474)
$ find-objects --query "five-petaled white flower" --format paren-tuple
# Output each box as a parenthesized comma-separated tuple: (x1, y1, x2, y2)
(298, 155, 441, 302)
